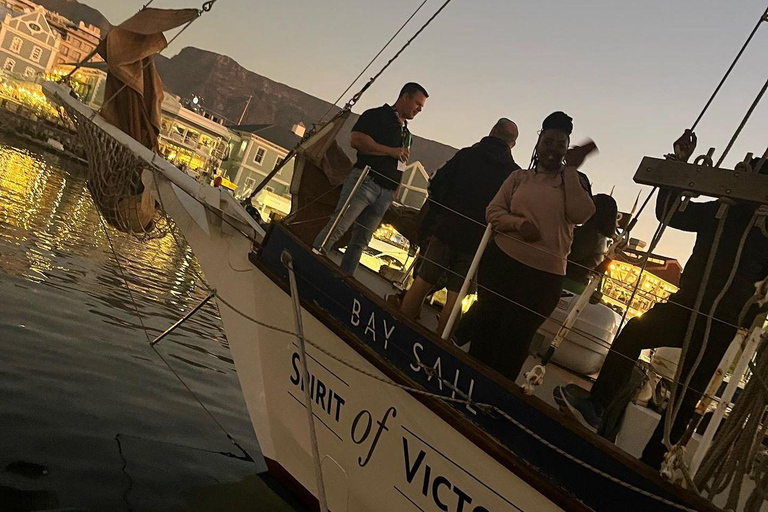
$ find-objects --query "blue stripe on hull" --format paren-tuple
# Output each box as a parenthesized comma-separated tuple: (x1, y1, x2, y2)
(260, 225, 712, 512)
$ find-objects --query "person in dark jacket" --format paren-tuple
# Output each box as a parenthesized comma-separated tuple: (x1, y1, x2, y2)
(556, 130, 768, 469)
(400, 118, 520, 335)
(563, 194, 618, 293)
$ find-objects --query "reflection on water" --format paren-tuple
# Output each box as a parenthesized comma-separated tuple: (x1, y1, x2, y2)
(0, 139, 288, 511)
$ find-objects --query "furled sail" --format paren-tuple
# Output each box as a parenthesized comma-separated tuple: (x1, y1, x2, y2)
(85, 7, 198, 233)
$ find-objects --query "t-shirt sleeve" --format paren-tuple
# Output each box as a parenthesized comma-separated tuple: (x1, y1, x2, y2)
(351, 109, 379, 138)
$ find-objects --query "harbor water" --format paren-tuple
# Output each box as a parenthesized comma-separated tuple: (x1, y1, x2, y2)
(0, 137, 300, 511)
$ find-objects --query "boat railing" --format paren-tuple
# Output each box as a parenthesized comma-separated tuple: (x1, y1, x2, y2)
(313, 165, 371, 255)
(295, 163, 767, 401)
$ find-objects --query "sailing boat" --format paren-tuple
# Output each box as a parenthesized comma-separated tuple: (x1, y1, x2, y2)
(42, 2, 768, 511)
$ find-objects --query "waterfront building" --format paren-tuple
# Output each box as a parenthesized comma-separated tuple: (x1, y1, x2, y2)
(1, 0, 101, 64)
(0, 5, 59, 79)
(223, 123, 304, 220)
(600, 246, 682, 319)
(47, 15, 104, 106)
(158, 93, 232, 179)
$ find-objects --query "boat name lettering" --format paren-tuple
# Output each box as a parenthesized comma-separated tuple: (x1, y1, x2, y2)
(351, 298, 395, 349)
(351, 406, 397, 467)
(403, 436, 491, 512)
(411, 343, 478, 416)
(290, 352, 346, 423)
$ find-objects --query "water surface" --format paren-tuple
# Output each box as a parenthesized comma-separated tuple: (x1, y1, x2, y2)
(0, 138, 296, 511)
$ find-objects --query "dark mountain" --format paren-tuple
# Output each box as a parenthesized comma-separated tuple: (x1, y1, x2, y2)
(155, 47, 457, 172)
(35, 0, 112, 33)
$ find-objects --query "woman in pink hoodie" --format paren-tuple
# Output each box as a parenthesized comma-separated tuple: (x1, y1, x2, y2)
(456, 112, 596, 382)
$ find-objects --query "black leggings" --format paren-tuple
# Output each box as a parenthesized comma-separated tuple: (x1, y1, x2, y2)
(457, 241, 563, 382)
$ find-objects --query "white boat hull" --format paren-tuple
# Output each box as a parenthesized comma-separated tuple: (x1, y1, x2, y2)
(151, 173, 565, 512)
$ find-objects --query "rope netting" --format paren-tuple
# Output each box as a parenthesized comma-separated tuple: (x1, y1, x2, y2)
(66, 105, 167, 239)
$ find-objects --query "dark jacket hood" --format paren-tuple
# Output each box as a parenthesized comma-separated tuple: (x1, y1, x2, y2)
(471, 136, 516, 166)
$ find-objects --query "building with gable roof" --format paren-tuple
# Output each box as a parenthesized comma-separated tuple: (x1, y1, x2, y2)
(1, 0, 103, 65)
(158, 92, 232, 178)
(224, 122, 304, 197)
(220, 122, 305, 221)
(0, 4, 59, 79)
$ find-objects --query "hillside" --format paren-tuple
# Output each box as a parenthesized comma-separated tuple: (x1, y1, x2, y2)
(155, 47, 457, 171)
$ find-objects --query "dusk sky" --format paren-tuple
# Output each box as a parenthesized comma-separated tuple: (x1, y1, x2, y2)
(90, 0, 768, 264)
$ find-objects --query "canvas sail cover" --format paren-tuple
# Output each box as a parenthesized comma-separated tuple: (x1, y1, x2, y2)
(99, 8, 198, 149)
(287, 112, 354, 245)
(287, 111, 425, 249)
(92, 8, 198, 233)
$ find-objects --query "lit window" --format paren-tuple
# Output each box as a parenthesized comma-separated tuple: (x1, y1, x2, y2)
(10, 37, 22, 54)
(253, 147, 266, 164)
(23, 67, 35, 78)
(243, 177, 256, 196)
(3, 58, 15, 72)
(30, 45, 42, 63)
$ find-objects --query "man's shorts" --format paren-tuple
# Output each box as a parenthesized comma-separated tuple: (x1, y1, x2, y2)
(416, 237, 473, 293)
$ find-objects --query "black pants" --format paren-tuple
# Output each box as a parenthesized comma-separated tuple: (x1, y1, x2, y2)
(457, 241, 563, 382)
(590, 295, 738, 469)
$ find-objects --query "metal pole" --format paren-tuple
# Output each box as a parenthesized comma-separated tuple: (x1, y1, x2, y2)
(547, 232, 626, 358)
(282, 251, 329, 512)
(441, 224, 492, 340)
(690, 323, 765, 476)
(313, 166, 370, 254)
(150, 292, 215, 346)
(394, 246, 420, 291)
(237, 95, 252, 125)
(675, 326, 748, 449)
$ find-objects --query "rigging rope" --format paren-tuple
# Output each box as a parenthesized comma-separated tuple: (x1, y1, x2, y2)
(694, 337, 768, 511)
(91, 190, 254, 463)
(662, 206, 729, 451)
(667, 212, 759, 446)
(341, 0, 454, 111)
(715, 74, 768, 168)
(319, 0, 432, 123)
(245, 0, 455, 202)
(616, 190, 681, 332)
(690, 5, 768, 131)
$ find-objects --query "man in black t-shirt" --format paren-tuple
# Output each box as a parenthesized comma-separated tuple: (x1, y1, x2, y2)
(313, 82, 429, 275)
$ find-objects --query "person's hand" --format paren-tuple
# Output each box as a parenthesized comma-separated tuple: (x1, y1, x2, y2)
(518, 220, 541, 242)
(392, 147, 410, 162)
(673, 130, 697, 162)
(565, 139, 598, 168)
